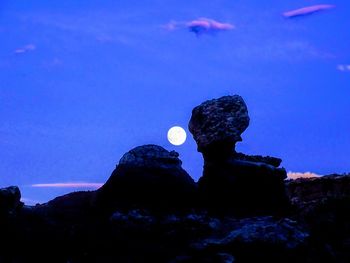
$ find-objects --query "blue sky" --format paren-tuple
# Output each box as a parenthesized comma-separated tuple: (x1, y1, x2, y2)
(1, 0, 349, 203)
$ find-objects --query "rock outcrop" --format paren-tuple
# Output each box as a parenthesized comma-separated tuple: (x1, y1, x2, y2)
(96, 145, 197, 214)
(286, 174, 350, 262)
(286, 174, 350, 207)
(0, 186, 23, 216)
(189, 95, 289, 216)
(1, 95, 349, 263)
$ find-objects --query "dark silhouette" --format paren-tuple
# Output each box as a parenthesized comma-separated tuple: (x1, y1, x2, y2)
(1, 95, 349, 263)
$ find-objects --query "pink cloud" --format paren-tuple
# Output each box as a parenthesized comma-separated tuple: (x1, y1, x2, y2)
(31, 182, 103, 188)
(287, 172, 321, 180)
(14, 44, 36, 54)
(187, 18, 234, 36)
(162, 18, 234, 36)
(283, 5, 336, 18)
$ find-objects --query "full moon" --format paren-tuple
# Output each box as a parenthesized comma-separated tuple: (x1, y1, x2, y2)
(167, 126, 187, 146)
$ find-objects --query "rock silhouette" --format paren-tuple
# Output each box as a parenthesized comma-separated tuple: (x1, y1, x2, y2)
(96, 144, 197, 214)
(189, 95, 249, 158)
(0, 186, 23, 216)
(189, 95, 289, 216)
(0, 95, 349, 262)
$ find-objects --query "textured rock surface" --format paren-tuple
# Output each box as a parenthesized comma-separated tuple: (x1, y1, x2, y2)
(286, 174, 350, 206)
(186, 217, 311, 263)
(96, 144, 197, 213)
(234, 152, 282, 167)
(188, 95, 250, 156)
(119, 144, 182, 168)
(196, 217, 309, 250)
(286, 174, 350, 263)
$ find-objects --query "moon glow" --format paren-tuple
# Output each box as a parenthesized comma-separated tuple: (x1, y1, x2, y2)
(167, 126, 187, 146)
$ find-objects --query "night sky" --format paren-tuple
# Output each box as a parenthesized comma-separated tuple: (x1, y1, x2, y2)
(1, 0, 349, 204)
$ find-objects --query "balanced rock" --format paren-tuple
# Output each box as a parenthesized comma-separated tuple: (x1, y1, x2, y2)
(96, 145, 197, 213)
(189, 95, 289, 216)
(189, 95, 250, 158)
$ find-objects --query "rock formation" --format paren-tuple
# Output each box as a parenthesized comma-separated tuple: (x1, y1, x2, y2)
(287, 173, 350, 207)
(189, 95, 289, 216)
(1, 95, 349, 263)
(96, 144, 197, 214)
(189, 95, 250, 158)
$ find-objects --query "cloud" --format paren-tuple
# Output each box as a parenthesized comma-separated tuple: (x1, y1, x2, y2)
(287, 172, 321, 180)
(337, 64, 350, 72)
(283, 5, 336, 18)
(230, 39, 334, 62)
(14, 44, 36, 54)
(187, 18, 234, 36)
(30, 182, 103, 188)
(162, 18, 234, 36)
(23, 11, 146, 48)
(161, 20, 179, 31)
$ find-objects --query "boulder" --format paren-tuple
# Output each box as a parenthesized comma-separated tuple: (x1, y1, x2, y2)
(188, 95, 249, 158)
(96, 145, 197, 213)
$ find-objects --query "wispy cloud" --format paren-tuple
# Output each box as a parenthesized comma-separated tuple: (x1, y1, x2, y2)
(229, 39, 334, 62)
(161, 20, 178, 31)
(30, 182, 103, 188)
(337, 64, 350, 72)
(163, 18, 234, 36)
(287, 172, 321, 180)
(14, 44, 36, 54)
(283, 5, 336, 18)
(22, 11, 145, 47)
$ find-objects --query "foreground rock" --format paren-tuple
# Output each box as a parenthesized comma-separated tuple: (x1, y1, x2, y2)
(96, 145, 197, 214)
(189, 95, 289, 216)
(1, 179, 343, 263)
(287, 174, 350, 263)
(187, 217, 310, 263)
